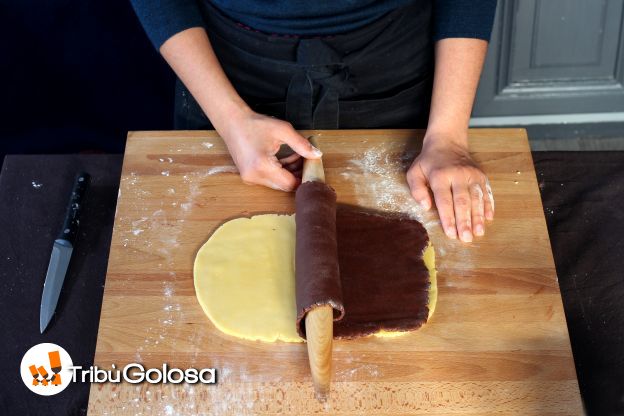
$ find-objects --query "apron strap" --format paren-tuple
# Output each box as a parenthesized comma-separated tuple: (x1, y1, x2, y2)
(286, 38, 357, 129)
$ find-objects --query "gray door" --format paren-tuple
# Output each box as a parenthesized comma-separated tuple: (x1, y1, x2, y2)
(471, 0, 624, 125)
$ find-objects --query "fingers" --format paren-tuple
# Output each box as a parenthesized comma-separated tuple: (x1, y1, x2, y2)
(431, 175, 491, 242)
(279, 153, 303, 174)
(484, 179, 495, 220)
(451, 182, 473, 243)
(470, 183, 485, 237)
(431, 181, 457, 239)
(262, 156, 299, 191)
(265, 168, 300, 192)
(278, 152, 301, 165)
(230, 114, 318, 193)
(279, 126, 323, 159)
(407, 165, 432, 210)
(239, 155, 298, 192)
(405, 138, 493, 241)
(283, 158, 303, 174)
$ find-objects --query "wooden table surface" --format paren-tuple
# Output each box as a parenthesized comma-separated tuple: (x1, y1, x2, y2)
(88, 129, 583, 415)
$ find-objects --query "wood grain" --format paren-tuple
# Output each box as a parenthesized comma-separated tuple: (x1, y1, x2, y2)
(305, 305, 334, 399)
(87, 129, 583, 415)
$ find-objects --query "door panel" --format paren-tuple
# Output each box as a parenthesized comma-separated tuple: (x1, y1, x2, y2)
(473, 0, 624, 118)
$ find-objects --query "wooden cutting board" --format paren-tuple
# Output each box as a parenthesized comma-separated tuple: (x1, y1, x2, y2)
(88, 129, 583, 415)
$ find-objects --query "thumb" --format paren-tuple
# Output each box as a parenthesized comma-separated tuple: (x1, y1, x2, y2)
(280, 128, 323, 159)
(408, 164, 432, 211)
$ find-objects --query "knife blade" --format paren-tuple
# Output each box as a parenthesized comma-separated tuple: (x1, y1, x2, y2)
(39, 172, 90, 333)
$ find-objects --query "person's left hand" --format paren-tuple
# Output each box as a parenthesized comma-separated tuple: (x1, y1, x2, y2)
(406, 132, 494, 242)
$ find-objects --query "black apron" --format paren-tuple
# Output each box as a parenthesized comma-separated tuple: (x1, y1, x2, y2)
(174, 0, 434, 130)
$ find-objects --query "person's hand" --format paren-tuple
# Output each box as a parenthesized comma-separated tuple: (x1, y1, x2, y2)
(159, 28, 321, 191)
(218, 108, 322, 191)
(407, 133, 494, 242)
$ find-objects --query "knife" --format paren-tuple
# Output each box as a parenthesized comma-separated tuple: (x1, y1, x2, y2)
(39, 172, 90, 333)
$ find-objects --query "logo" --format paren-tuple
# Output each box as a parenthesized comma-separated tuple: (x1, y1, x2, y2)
(69, 364, 216, 384)
(20, 343, 73, 395)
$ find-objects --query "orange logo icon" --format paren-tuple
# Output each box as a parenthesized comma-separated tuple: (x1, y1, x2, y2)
(20, 343, 73, 395)
(28, 350, 63, 387)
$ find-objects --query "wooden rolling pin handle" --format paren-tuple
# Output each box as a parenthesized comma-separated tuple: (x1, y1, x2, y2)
(301, 136, 333, 399)
(302, 137, 325, 184)
(305, 305, 334, 400)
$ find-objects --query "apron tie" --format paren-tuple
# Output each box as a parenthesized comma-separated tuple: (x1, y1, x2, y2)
(286, 38, 357, 129)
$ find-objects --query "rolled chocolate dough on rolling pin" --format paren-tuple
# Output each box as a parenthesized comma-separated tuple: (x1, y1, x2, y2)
(194, 187, 435, 342)
(295, 181, 431, 339)
(295, 181, 345, 338)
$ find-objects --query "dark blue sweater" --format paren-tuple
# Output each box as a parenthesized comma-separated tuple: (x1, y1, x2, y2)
(131, 0, 497, 50)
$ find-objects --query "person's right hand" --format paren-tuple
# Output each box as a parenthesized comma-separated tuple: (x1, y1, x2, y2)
(218, 108, 323, 192)
(159, 28, 321, 191)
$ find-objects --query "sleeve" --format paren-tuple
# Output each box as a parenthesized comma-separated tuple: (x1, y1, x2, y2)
(433, 0, 498, 41)
(129, 0, 206, 49)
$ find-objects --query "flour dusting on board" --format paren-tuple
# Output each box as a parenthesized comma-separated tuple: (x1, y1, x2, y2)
(114, 143, 244, 369)
(116, 155, 202, 365)
(348, 146, 432, 224)
(335, 361, 381, 380)
(346, 144, 475, 270)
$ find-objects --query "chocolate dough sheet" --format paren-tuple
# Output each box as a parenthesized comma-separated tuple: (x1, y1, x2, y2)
(295, 181, 431, 339)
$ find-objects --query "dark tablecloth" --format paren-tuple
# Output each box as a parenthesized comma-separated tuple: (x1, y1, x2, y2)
(1, 152, 622, 415)
(533, 151, 624, 416)
(0, 155, 122, 416)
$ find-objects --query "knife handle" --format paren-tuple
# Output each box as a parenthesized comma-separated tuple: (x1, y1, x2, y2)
(56, 172, 90, 244)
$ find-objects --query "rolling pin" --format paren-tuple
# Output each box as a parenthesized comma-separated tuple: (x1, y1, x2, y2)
(296, 136, 340, 400)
